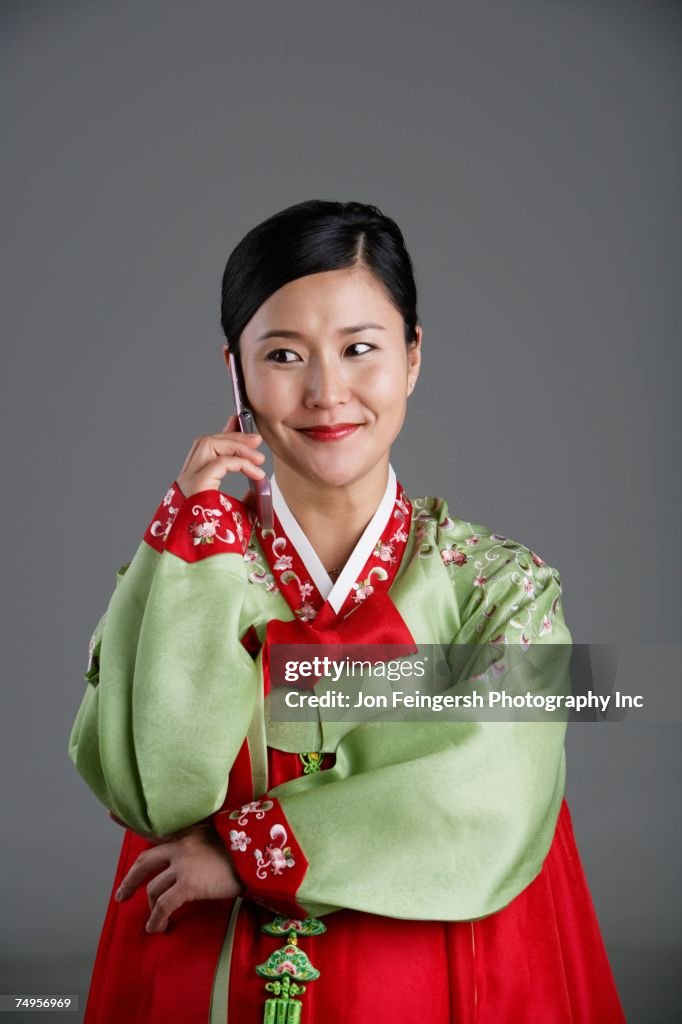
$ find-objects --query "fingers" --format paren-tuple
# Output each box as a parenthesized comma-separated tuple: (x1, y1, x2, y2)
(177, 419, 267, 496)
(145, 882, 186, 933)
(115, 846, 171, 903)
(145, 866, 176, 912)
(219, 454, 267, 479)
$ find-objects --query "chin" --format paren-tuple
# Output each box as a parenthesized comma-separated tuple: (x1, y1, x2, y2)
(304, 451, 388, 491)
(303, 462, 362, 489)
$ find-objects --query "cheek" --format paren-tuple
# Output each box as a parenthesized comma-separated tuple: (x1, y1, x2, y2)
(364, 367, 407, 412)
(248, 375, 293, 417)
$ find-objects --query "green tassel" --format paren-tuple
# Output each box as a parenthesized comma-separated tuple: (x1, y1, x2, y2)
(263, 976, 306, 1023)
(257, 920, 325, 1024)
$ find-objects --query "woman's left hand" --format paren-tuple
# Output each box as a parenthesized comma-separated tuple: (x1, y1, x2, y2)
(115, 824, 245, 933)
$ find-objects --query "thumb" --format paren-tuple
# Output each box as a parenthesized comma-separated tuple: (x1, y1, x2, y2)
(223, 413, 238, 432)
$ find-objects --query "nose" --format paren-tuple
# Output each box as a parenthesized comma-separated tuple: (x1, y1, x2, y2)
(302, 355, 351, 409)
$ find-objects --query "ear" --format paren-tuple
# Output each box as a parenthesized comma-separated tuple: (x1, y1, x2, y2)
(407, 326, 422, 386)
(222, 343, 230, 371)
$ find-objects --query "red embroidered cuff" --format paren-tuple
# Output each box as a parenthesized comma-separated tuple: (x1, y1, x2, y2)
(163, 489, 252, 563)
(143, 481, 186, 552)
(213, 797, 308, 917)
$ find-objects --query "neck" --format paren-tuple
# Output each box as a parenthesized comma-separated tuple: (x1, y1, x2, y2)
(272, 458, 391, 570)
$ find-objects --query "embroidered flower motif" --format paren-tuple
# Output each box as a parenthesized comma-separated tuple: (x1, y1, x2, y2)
(228, 799, 274, 827)
(254, 824, 296, 880)
(522, 576, 536, 597)
(150, 488, 181, 541)
(229, 829, 252, 852)
(296, 601, 318, 622)
(274, 554, 294, 571)
(473, 574, 487, 587)
(539, 615, 553, 636)
(396, 494, 410, 517)
(247, 561, 278, 593)
(441, 545, 467, 566)
(186, 504, 236, 547)
(465, 534, 480, 546)
(391, 527, 408, 543)
(233, 509, 245, 545)
(353, 582, 375, 603)
(530, 549, 545, 567)
(244, 549, 259, 563)
(373, 540, 396, 564)
(190, 518, 220, 544)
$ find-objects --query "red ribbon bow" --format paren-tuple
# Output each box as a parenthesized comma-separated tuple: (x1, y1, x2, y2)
(262, 590, 418, 695)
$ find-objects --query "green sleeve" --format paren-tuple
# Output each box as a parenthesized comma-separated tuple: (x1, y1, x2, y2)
(68, 498, 260, 840)
(263, 545, 571, 921)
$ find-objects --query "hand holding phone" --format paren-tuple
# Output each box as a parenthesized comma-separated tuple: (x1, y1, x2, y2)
(175, 418, 266, 502)
(175, 351, 273, 529)
(227, 351, 274, 531)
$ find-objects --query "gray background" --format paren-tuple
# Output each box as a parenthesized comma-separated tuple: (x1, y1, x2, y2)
(1, 1, 679, 1021)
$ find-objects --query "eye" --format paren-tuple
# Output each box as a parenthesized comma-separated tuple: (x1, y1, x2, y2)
(264, 342, 377, 363)
(264, 349, 300, 363)
(346, 342, 377, 356)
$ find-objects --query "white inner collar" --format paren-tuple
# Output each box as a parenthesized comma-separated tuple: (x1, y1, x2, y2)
(270, 465, 398, 614)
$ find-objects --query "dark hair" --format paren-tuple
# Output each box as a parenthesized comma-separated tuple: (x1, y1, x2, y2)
(220, 199, 419, 355)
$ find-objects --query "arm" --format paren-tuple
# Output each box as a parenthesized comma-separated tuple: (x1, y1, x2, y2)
(213, 529, 572, 922)
(68, 483, 260, 841)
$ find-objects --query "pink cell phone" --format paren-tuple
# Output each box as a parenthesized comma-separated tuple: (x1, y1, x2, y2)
(227, 351, 274, 531)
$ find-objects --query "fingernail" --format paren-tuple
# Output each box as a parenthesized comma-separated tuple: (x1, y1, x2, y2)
(115, 887, 123, 901)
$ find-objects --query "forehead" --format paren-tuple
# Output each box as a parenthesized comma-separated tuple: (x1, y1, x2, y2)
(243, 268, 401, 340)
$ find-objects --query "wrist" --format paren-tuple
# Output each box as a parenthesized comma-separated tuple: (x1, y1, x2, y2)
(212, 797, 309, 917)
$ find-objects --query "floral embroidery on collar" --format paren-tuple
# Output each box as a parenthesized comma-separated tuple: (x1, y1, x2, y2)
(255, 480, 413, 624)
(243, 533, 280, 593)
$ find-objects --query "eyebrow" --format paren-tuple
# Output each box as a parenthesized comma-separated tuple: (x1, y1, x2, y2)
(255, 322, 387, 343)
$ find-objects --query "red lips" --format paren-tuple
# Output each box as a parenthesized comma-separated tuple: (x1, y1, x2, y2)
(297, 423, 362, 441)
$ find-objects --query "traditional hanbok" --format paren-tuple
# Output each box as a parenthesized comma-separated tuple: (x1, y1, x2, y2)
(69, 465, 625, 1023)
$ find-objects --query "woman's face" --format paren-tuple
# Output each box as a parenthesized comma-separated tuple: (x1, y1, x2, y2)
(224, 267, 421, 489)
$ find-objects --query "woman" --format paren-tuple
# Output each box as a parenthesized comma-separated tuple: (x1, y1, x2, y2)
(69, 200, 626, 1022)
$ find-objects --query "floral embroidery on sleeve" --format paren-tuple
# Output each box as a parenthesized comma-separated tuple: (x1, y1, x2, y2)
(413, 495, 565, 648)
(143, 482, 186, 552)
(163, 489, 253, 562)
(213, 797, 309, 917)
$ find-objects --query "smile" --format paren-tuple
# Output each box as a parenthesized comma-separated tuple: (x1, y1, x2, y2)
(296, 424, 362, 442)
